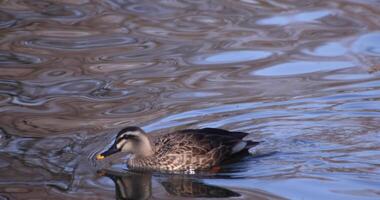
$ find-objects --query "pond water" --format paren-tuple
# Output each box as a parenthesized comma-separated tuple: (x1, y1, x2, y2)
(1, 0, 380, 199)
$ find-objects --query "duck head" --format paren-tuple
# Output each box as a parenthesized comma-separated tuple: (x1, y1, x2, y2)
(96, 126, 154, 160)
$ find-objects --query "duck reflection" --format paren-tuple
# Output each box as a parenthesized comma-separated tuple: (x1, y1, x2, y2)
(100, 170, 240, 199)
(160, 175, 240, 198)
(100, 170, 152, 200)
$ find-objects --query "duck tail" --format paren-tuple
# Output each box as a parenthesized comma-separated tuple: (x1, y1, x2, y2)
(245, 140, 260, 149)
(231, 140, 260, 154)
(231, 141, 247, 154)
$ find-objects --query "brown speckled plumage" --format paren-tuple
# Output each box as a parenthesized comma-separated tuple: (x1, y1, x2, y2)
(125, 128, 258, 171)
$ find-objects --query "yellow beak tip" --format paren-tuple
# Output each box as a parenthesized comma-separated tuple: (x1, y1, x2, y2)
(96, 154, 105, 160)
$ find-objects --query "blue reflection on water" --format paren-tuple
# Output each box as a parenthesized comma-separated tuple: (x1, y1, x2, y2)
(190, 50, 272, 65)
(257, 10, 331, 25)
(303, 42, 347, 57)
(254, 61, 355, 76)
(352, 32, 380, 56)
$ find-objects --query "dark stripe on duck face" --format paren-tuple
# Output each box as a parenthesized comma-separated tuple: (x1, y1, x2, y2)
(117, 127, 142, 137)
(116, 134, 140, 144)
(125, 134, 140, 140)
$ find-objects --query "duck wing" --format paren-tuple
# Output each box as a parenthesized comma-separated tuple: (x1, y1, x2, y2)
(152, 128, 256, 169)
(181, 128, 249, 139)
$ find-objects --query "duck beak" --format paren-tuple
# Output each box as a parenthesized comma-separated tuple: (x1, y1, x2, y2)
(96, 144, 120, 160)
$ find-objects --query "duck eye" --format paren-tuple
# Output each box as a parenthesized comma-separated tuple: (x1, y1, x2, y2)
(121, 134, 137, 140)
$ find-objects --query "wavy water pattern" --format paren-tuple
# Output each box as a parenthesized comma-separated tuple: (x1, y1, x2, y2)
(1, 0, 380, 199)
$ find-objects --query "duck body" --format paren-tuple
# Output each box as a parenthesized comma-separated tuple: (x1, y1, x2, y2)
(97, 127, 259, 172)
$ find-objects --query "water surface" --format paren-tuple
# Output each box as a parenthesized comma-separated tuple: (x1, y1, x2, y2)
(1, 0, 380, 199)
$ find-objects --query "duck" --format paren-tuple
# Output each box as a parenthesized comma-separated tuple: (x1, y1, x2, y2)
(96, 126, 259, 172)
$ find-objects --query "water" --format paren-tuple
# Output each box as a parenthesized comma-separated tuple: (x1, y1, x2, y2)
(1, 0, 380, 199)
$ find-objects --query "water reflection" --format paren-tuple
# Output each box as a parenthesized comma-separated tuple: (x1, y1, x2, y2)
(1, 0, 380, 199)
(160, 176, 240, 198)
(0, 51, 43, 65)
(26, 36, 137, 50)
(352, 32, 380, 56)
(189, 50, 273, 65)
(302, 42, 347, 57)
(100, 169, 240, 199)
(254, 61, 355, 76)
(101, 170, 152, 200)
(257, 10, 331, 25)
(324, 73, 374, 81)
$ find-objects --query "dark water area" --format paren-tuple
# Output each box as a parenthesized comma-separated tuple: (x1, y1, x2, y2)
(1, 0, 380, 199)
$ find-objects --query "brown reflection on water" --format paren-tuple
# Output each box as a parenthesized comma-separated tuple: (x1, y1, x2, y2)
(99, 169, 285, 200)
(1, 0, 380, 199)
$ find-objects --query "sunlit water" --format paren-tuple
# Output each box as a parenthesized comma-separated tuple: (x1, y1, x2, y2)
(1, 0, 380, 199)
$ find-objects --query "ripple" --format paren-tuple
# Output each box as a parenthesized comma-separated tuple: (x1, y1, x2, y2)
(257, 10, 331, 25)
(138, 26, 172, 37)
(323, 80, 380, 92)
(85, 41, 160, 62)
(143, 102, 263, 131)
(324, 73, 375, 81)
(0, 80, 21, 95)
(87, 62, 155, 73)
(30, 1, 87, 20)
(36, 79, 107, 98)
(170, 91, 222, 99)
(184, 15, 223, 25)
(0, 11, 16, 29)
(35, 30, 94, 37)
(103, 101, 152, 116)
(0, 51, 43, 65)
(0, 94, 12, 105)
(352, 32, 380, 56)
(59, 80, 102, 93)
(125, 3, 174, 17)
(1, 0, 380, 199)
(38, 69, 75, 79)
(1, 1, 89, 24)
(302, 42, 347, 57)
(254, 61, 355, 76)
(170, 14, 229, 32)
(127, 4, 161, 13)
(189, 50, 273, 65)
(335, 101, 380, 111)
(25, 36, 137, 50)
(90, 87, 129, 100)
